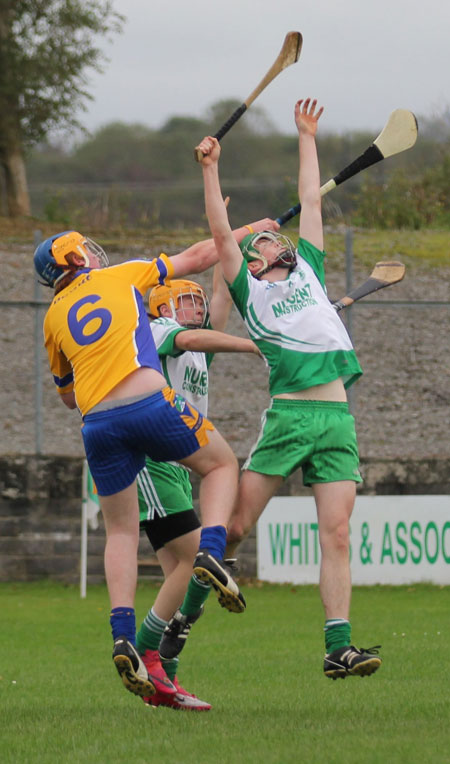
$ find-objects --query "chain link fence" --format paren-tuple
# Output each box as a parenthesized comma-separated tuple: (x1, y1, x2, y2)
(0, 230, 448, 462)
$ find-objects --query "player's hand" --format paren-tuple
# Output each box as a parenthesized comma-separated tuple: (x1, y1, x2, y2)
(250, 217, 280, 234)
(251, 342, 264, 359)
(196, 136, 221, 166)
(294, 98, 324, 137)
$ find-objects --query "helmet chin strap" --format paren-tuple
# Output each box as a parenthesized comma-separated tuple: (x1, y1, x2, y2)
(169, 297, 178, 321)
(75, 245, 90, 266)
(255, 254, 295, 279)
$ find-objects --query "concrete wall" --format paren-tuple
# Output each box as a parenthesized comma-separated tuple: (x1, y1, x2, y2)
(1, 456, 449, 583)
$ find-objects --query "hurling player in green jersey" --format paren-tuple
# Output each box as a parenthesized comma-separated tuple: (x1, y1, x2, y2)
(196, 98, 381, 681)
(135, 268, 261, 710)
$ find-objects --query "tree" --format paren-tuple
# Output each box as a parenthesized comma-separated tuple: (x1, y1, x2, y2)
(0, 0, 123, 216)
(160, 116, 208, 136)
(205, 99, 278, 136)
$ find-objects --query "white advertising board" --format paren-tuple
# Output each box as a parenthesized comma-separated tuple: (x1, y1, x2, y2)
(257, 496, 450, 585)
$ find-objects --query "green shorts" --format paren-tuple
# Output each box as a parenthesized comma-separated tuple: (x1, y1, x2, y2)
(244, 399, 362, 486)
(137, 458, 193, 522)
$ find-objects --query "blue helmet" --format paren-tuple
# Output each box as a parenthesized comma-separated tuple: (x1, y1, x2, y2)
(34, 231, 109, 288)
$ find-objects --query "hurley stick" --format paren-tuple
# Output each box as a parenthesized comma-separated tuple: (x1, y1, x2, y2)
(333, 261, 406, 311)
(276, 109, 418, 225)
(195, 31, 302, 162)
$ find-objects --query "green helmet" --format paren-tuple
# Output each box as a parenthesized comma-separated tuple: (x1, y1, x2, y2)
(239, 231, 297, 278)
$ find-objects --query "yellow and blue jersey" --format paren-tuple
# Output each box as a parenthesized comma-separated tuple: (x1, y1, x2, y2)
(43, 256, 174, 415)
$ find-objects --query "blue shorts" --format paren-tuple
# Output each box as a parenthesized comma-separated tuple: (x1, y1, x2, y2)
(81, 386, 214, 496)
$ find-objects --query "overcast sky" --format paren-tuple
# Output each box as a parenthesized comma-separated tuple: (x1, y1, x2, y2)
(82, 0, 449, 138)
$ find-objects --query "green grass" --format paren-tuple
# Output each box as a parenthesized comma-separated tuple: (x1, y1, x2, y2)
(312, 228, 449, 269)
(1, 215, 448, 269)
(1, 582, 449, 763)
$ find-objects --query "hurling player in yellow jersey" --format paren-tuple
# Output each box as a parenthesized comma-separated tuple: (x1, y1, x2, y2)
(34, 220, 277, 701)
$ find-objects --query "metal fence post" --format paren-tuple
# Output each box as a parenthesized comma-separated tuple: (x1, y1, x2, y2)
(345, 227, 355, 413)
(33, 230, 43, 454)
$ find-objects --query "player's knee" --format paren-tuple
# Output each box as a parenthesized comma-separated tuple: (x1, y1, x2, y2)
(211, 441, 238, 472)
(227, 523, 242, 546)
(221, 451, 239, 480)
(336, 524, 350, 553)
(227, 517, 250, 545)
(322, 521, 350, 554)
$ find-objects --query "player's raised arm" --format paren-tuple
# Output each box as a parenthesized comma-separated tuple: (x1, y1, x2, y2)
(295, 98, 324, 252)
(209, 264, 232, 331)
(197, 136, 244, 284)
(169, 216, 279, 280)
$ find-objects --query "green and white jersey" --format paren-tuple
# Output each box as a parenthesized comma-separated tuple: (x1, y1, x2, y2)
(150, 317, 213, 416)
(228, 238, 362, 395)
(138, 317, 213, 523)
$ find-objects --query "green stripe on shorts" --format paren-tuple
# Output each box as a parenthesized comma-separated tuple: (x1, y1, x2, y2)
(137, 458, 193, 521)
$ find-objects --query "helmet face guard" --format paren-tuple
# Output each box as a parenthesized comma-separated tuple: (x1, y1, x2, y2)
(34, 231, 109, 288)
(149, 280, 209, 328)
(239, 231, 297, 278)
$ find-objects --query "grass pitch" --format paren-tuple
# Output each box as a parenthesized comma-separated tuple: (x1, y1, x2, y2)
(1, 581, 449, 764)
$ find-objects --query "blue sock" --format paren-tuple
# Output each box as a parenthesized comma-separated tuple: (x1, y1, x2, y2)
(200, 525, 227, 559)
(110, 607, 136, 645)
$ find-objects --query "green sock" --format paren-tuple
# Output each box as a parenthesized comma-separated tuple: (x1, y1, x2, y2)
(136, 607, 167, 653)
(161, 657, 179, 682)
(180, 574, 211, 616)
(324, 619, 352, 653)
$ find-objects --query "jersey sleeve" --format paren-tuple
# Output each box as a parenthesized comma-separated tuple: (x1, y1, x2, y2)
(226, 259, 251, 320)
(297, 238, 327, 288)
(105, 254, 174, 294)
(150, 317, 187, 358)
(43, 318, 74, 395)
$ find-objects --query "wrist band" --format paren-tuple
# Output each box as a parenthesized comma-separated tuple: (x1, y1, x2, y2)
(244, 225, 254, 234)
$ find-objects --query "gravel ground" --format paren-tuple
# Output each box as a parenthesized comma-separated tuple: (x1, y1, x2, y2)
(1, 238, 449, 461)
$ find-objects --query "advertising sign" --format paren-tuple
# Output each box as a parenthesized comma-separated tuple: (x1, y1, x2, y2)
(257, 496, 450, 585)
